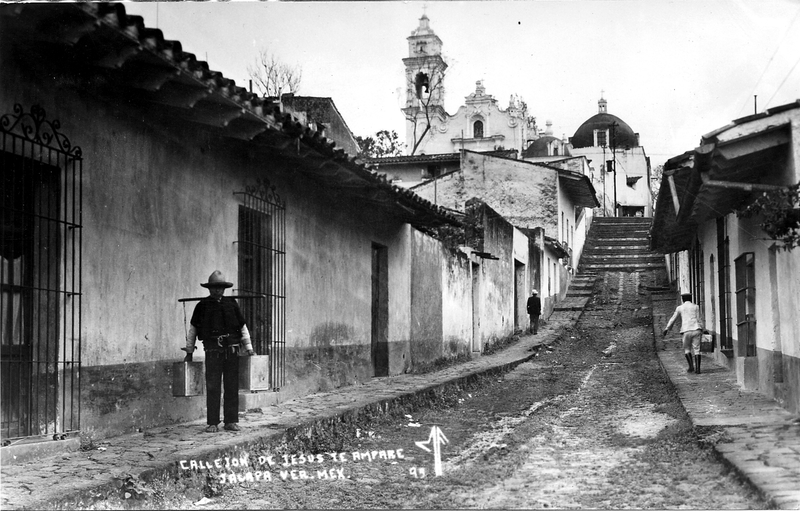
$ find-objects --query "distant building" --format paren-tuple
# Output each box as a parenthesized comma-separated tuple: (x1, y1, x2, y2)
(277, 94, 360, 157)
(651, 100, 800, 414)
(569, 95, 653, 217)
(411, 151, 599, 315)
(401, 15, 535, 156)
(521, 120, 571, 159)
(365, 149, 517, 188)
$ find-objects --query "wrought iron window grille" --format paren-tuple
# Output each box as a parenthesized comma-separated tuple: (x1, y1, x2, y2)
(234, 178, 286, 390)
(1, 104, 82, 442)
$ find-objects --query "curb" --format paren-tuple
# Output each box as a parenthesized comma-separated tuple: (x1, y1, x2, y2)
(22, 323, 575, 510)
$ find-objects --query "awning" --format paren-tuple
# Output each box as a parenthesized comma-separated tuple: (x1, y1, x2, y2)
(544, 236, 570, 259)
(650, 101, 798, 253)
(557, 169, 600, 208)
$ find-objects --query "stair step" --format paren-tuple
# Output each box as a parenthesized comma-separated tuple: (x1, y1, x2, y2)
(592, 218, 652, 224)
(585, 249, 650, 254)
(591, 233, 650, 239)
(582, 257, 663, 262)
(581, 263, 665, 270)
(583, 249, 653, 254)
(566, 291, 593, 297)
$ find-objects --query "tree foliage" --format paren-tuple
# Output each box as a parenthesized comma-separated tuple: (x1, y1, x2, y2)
(736, 182, 800, 250)
(356, 130, 405, 158)
(650, 164, 664, 212)
(247, 48, 302, 98)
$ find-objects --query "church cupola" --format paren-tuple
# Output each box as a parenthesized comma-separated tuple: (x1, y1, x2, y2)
(598, 94, 608, 114)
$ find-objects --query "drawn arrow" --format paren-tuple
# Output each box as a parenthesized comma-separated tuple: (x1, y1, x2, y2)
(415, 425, 449, 476)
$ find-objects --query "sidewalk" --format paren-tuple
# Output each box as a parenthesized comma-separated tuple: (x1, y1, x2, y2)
(4, 289, 799, 510)
(651, 292, 800, 510)
(0, 309, 583, 510)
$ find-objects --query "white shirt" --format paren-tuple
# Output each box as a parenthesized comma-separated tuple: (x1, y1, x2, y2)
(666, 301, 704, 333)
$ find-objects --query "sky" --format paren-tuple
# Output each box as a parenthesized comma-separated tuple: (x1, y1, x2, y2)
(124, 0, 800, 168)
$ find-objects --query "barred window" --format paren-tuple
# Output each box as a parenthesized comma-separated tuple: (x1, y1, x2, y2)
(235, 181, 286, 389)
(1, 104, 82, 440)
(735, 252, 756, 357)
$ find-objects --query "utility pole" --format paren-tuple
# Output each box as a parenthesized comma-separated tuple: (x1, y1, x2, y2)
(601, 145, 607, 216)
(609, 121, 618, 217)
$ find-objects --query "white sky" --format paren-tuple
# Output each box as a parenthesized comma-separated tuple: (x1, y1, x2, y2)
(124, 0, 800, 168)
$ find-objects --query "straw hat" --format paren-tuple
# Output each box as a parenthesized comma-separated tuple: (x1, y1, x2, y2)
(200, 270, 233, 288)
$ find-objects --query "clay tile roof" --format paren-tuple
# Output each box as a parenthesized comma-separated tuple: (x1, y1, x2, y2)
(1, 2, 461, 229)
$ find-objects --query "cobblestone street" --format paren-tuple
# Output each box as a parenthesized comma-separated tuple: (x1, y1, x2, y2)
(3, 271, 798, 509)
(103, 271, 765, 509)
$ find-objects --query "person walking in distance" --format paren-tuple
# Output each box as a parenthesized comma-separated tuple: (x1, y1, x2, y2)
(527, 289, 542, 335)
(182, 271, 255, 432)
(663, 292, 705, 374)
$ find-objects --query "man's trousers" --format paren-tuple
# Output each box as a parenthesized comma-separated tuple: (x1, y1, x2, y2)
(529, 314, 540, 334)
(682, 329, 702, 356)
(205, 348, 239, 425)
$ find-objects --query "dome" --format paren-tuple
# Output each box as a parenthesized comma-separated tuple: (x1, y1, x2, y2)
(523, 136, 561, 158)
(571, 112, 638, 149)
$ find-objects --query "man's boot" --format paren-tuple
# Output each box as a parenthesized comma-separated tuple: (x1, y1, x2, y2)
(695, 355, 701, 374)
(685, 353, 694, 373)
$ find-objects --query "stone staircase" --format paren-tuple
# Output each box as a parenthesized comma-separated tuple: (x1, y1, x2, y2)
(579, 216, 664, 272)
(551, 217, 663, 315)
(553, 272, 598, 313)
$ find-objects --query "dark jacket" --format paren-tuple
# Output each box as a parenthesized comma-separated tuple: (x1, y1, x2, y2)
(190, 296, 246, 347)
(527, 295, 542, 316)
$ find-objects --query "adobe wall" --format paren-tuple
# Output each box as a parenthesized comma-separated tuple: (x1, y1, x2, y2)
(1, 51, 415, 440)
(441, 250, 473, 356)
(472, 202, 516, 345)
(410, 228, 444, 367)
(413, 152, 559, 235)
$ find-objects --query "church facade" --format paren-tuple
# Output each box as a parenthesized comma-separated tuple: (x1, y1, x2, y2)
(401, 15, 535, 156)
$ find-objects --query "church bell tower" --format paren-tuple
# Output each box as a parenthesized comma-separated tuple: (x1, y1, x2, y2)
(401, 14, 448, 153)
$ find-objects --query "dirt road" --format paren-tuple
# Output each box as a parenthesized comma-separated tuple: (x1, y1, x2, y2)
(88, 272, 764, 509)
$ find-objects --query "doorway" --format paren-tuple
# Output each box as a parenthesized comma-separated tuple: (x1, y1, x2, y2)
(371, 244, 389, 376)
(471, 263, 481, 352)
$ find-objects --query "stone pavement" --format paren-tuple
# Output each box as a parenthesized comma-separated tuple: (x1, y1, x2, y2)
(0, 309, 582, 510)
(3, 284, 799, 509)
(652, 291, 800, 510)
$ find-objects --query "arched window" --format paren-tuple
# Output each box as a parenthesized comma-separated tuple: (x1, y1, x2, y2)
(473, 120, 484, 139)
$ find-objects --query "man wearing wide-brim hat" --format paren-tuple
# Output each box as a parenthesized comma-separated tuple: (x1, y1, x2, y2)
(527, 289, 542, 335)
(183, 270, 254, 432)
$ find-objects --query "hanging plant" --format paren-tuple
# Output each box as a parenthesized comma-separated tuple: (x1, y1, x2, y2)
(736, 182, 800, 251)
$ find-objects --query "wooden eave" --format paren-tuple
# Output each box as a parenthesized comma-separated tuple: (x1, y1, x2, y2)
(650, 158, 696, 253)
(557, 170, 600, 208)
(652, 119, 793, 253)
(689, 125, 790, 223)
